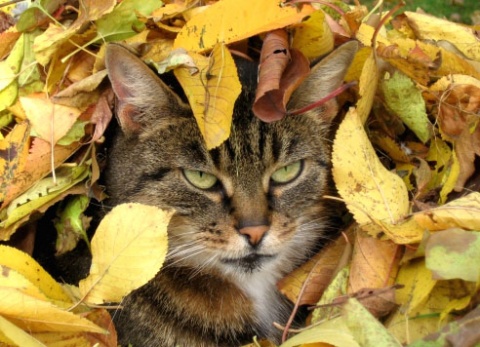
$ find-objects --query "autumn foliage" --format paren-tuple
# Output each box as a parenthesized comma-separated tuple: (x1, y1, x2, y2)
(1, 0, 480, 346)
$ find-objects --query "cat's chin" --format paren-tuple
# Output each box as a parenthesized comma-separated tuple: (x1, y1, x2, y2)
(221, 253, 276, 273)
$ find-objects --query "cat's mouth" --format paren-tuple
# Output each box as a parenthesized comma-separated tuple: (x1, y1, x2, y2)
(221, 253, 276, 271)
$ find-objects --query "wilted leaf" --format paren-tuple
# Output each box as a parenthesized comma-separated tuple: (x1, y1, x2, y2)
(252, 29, 310, 122)
(0, 31, 21, 61)
(20, 93, 83, 145)
(174, 0, 314, 52)
(425, 228, 480, 282)
(381, 72, 432, 143)
(154, 48, 199, 74)
(174, 44, 241, 149)
(79, 203, 172, 304)
(332, 107, 410, 230)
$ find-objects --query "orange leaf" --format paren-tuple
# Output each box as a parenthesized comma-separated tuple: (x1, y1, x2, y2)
(0, 122, 30, 203)
(278, 228, 352, 306)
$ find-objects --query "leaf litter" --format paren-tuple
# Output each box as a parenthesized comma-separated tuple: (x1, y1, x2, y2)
(0, 0, 480, 346)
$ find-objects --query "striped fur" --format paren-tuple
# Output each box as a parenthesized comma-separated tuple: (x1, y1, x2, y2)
(105, 42, 357, 346)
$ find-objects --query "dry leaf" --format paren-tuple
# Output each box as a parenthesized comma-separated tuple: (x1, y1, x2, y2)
(348, 231, 401, 318)
(20, 93, 83, 145)
(0, 121, 30, 203)
(278, 227, 352, 306)
(253, 29, 310, 122)
(174, 44, 241, 149)
(174, 0, 314, 52)
(79, 203, 172, 304)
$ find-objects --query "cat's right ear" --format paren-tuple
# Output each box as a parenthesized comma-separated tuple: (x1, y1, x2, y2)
(105, 44, 188, 137)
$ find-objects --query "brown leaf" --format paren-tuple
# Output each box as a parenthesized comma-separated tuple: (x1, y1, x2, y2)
(89, 89, 114, 143)
(348, 229, 401, 317)
(252, 29, 310, 122)
(0, 31, 21, 61)
(277, 226, 353, 306)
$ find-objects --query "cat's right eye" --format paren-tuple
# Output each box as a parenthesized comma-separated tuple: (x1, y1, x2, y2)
(183, 169, 218, 190)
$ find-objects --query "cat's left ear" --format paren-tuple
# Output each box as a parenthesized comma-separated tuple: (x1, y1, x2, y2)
(105, 43, 189, 137)
(288, 41, 358, 121)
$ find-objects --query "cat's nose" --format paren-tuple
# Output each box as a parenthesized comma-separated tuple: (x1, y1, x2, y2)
(238, 225, 269, 246)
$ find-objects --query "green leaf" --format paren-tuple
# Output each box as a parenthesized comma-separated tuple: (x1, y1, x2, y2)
(54, 195, 91, 255)
(343, 298, 402, 347)
(381, 72, 432, 143)
(425, 229, 480, 282)
(94, 0, 164, 42)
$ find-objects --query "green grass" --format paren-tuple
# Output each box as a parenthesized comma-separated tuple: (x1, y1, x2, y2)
(360, 0, 479, 24)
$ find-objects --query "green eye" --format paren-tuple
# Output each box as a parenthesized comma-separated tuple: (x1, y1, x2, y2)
(271, 161, 303, 184)
(183, 169, 218, 189)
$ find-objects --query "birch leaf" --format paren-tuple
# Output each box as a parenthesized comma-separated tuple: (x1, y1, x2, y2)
(332, 107, 409, 230)
(173, 0, 314, 52)
(79, 203, 172, 304)
(174, 44, 241, 149)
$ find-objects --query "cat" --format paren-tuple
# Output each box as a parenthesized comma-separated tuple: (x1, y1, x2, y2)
(104, 41, 357, 346)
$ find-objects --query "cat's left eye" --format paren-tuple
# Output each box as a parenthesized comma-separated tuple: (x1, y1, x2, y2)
(183, 169, 218, 190)
(271, 161, 303, 184)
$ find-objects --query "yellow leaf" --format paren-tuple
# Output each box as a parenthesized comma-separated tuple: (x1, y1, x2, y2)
(413, 192, 480, 231)
(0, 246, 71, 303)
(174, 44, 241, 149)
(0, 121, 30, 203)
(405, 12, 480, 61)
(291, 10, 334, 61)
(174, 0, 314, 52)
(0, 315, 44, 347)
(356, 48, 378, 124)
(0, 288, 105, 333)
(20, 94, 82, 145)
(332, 108, 409, 228)
(79, 203, 172, 304)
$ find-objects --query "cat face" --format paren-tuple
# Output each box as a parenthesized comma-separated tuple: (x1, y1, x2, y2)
(105, 43, 356, 278)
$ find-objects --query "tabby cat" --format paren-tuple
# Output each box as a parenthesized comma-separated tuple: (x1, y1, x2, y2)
(104, 41, 357, 346)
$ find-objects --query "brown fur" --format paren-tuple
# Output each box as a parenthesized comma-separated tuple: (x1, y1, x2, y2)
(104, 42, 357, 346)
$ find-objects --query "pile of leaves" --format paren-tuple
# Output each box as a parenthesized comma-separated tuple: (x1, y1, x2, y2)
(0, 0, 480, 346)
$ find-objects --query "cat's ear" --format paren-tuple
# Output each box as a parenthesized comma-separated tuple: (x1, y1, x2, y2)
(105, 43, 189, 136)
(288, 41, 358, 121)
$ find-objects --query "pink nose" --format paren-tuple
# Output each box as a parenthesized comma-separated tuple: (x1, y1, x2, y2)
(238, 225, 269, 246)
